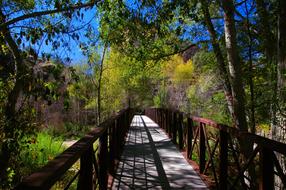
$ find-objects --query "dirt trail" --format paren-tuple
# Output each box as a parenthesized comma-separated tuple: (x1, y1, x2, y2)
(62, 140, 77, 148)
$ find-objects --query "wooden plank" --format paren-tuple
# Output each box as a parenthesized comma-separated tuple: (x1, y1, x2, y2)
(112, 115, 208, 190)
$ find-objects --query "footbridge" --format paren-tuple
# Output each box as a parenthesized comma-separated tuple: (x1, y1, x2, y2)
(16, 108, 286, 190)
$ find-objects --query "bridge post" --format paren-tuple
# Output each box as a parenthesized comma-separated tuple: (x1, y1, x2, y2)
(165, 110, 168, 134)
(172, 112, 177, 144)
(163, 109, 166, 130)
(178, 112, 183, 150)
(168, 110, 172, 137)
(77, 146, 93, 190)
(116, 117, 122, 155)
(199, 122, 206, 173)
(187, 117, 193, 159)
(159, 109, 162, 129)
(98, 130, 108, 190)
(259, 147, 274, 190)
(109, 121, 116, 174)
(155, 108, 158, 123)
(219, 128, 228, 190)
(123, 112, 127, 139)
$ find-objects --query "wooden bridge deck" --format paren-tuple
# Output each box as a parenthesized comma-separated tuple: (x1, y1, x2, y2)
(111, 115, 208, 190)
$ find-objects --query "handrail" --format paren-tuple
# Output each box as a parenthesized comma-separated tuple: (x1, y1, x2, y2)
(16, 108, 134, 190)
(145, 108, 286, 190)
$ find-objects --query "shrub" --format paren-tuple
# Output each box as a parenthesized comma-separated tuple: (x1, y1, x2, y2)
(44, 123, 92, 140)
(19, 132, 65, 176)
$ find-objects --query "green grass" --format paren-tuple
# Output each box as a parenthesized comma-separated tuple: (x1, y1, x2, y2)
(18, 124, 98, 189)
(19, 132, 65, 175)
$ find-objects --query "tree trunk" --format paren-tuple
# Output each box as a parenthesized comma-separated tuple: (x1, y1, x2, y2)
(255, 0, 275, 59)
(97, 44, 107, 125)
(244, 0, 255, 133)
(221, 0, 248, 132)
(255, 0, 278, 137)
(275, 0, 286, 141)
(221, 0, 258, 188)
(273, 2, 286, 189)
(0, 10, 25, 183)
(200, 0, 235, 119)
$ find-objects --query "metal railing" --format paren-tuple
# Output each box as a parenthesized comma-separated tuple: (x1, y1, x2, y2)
(145, 108, 286, 190)
(16, 108, 134, 190)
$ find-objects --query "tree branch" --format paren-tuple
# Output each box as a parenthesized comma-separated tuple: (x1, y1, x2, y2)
(0, 1, 99, 31)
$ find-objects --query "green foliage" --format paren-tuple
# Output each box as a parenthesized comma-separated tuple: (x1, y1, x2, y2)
(0, 77, 38, 187)
(95, 48, 163, 112)
(173, 60, 194, 84)
(1, 0, 285, 187)
(192, 50, 217, 72)
(97, 1, 184, 61)
(19, 132, 64, 178)
(62, 123, 91, 139)
(153, 85, 168, 108)
(186, 51, 232, 124)
(45, 123, 92, 140)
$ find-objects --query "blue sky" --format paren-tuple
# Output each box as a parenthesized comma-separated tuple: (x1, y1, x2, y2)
(12, 0, 255, 65)
(41, 7, 99, 64)
(5, 1, 99, 64)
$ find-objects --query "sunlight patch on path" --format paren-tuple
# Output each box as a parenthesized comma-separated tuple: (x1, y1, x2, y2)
(112, 115, 208, 190)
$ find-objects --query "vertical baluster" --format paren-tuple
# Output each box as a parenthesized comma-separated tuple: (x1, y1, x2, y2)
(172, 112, 177, 144)
(178, 113, 183, 150)
(159, 109, 161, 125)
(259, 147, 274, 190)
(163, 109, 165, 129)
(161, 109, 164, 129)
(158, 109, 161, 127)
(116, 117, 121, 154)
(219, 128, 228, 190)
(158, 108, 160, 124)
(199, 122, 206, 173)
(122, 112, 126, 139)
(162, 109, 164, 129)
(98, 130, 108, 190)
(155, 108, 157, 122)
(109, 121, 116, 174)
(165, 110, 168, 133)
(187, 117, 193, 159)
(168, 110, 172, 137)
(77, 146, 93, 190)
(162, 109, 165, 130)
(159, 109, 161, 128)
(155, 109, 157, 123)
(165, 109, 170, 134)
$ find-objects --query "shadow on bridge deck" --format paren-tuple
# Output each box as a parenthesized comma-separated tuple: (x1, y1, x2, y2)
(111, 115, 208, 190)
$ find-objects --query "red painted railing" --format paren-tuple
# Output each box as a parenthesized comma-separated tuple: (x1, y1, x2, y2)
(145, 108, 286, 190)
(16, 108, 134, 190)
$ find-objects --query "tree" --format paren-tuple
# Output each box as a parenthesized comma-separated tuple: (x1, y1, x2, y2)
(274, 0, 286, 141)
(97, 44, 107, 124)
(0, 0, 98, 184)
(221, 0, 248, 131)
(200, 0, 235, 119)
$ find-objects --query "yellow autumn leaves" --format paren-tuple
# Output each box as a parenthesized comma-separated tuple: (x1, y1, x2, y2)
(162, 54, 194, 84)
